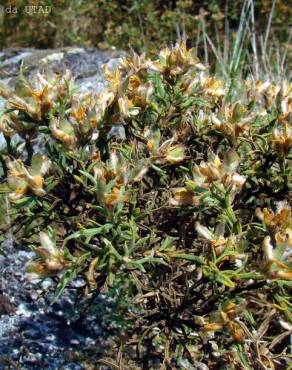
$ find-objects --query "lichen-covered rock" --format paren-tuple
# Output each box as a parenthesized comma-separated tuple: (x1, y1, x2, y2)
(0, 47, 121, 86)
(0, 240, 115, 369)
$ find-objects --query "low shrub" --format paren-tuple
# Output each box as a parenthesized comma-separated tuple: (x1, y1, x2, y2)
(0, 42, 291, 368)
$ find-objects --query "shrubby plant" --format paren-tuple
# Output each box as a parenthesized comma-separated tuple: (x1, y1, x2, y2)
(0, 42, 291, 368)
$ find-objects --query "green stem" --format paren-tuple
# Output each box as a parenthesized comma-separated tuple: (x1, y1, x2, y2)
(25, 139, 33, 166)
(225, 196, 242, 234)
(5, 137, 12, 155)
(279, 157, 288, 190)
(0, 153, 7, 176)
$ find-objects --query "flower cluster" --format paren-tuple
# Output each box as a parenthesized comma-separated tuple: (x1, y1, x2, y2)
(27, 231, 66, 277)
(6, 154, 50, 201)
(257, 204, 292, 280)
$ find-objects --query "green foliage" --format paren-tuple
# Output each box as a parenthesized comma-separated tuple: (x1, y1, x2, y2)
(0, 42, 291, 368)
(1, 0, 290, 58)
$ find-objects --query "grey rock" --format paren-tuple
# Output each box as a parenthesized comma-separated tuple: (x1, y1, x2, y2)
(0, 47, 121, 87)
(0, 240, 113, 369)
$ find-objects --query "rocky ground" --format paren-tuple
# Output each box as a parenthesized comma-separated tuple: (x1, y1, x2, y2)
(0, 48, 121, 369)
(0, 240, 116, 369)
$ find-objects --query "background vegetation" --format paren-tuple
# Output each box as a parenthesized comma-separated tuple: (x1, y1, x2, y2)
(1, 0, 290, 81)
(0, 1, 290, 54)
